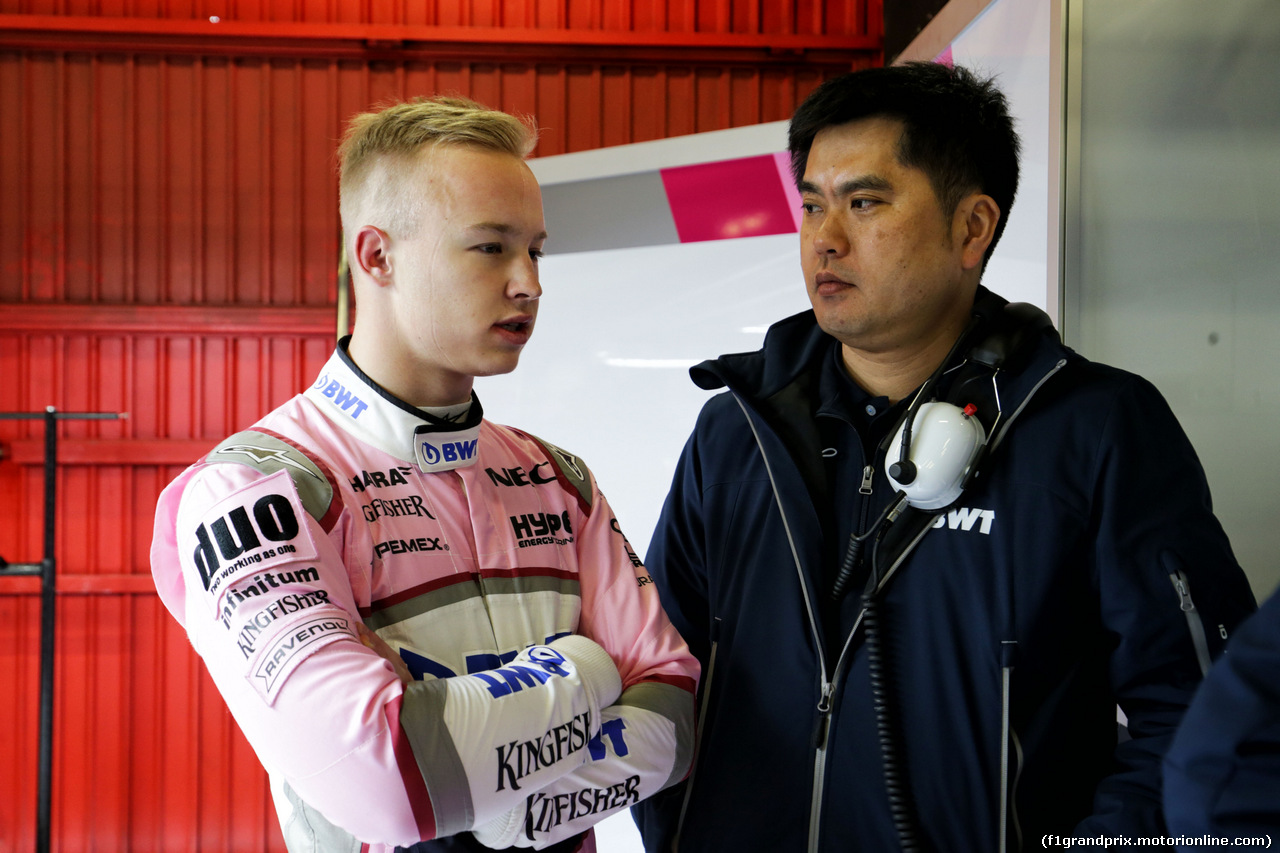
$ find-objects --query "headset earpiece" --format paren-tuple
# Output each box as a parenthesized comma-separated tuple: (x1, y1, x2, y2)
(969, 302, 1055, 372)
(885, 402, 987, 510)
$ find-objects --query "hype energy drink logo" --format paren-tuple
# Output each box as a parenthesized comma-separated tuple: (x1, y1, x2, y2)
(414, 423, 482, 472)
(312, 374, 368, 420)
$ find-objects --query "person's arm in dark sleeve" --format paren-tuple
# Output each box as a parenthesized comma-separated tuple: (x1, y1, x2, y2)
(630, 418, 714, 850)
(1164, 590, 1280, 849)
(1076, 375, 1257, 838)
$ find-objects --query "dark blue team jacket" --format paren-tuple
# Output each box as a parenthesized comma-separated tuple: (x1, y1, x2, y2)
(633, 289, 1256, 852)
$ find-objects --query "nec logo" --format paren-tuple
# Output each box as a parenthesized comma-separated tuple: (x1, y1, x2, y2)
(421, 438, 477, 466)
(314, 374, 368, 419)
(931, 506, 996, 535)
(192, 494, 299, 590)
(486, 463, 555, 488)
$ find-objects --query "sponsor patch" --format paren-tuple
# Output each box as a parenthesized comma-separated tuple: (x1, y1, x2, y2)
(931, 506, 996, 534)
(494, 709, 592, 792)
(312, 374, 369, 420)
(509, 512, 574, 549)
(524, 774, 641, 838)
(349, 466, 413, 492)
(485, 463, 556, 488)
(181, 470, 320, 616)
(245, 609, 353, 705)
(414, 423, 482, 473)
(228, 587, 333, 658)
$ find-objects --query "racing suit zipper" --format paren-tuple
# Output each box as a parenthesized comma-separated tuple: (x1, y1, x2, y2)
(1169, 570, 1213, 676)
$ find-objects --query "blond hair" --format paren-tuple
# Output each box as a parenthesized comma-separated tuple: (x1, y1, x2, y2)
(338, 96, 538, 238)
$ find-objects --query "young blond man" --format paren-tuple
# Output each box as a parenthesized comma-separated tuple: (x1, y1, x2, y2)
(152, 97, 697, 853)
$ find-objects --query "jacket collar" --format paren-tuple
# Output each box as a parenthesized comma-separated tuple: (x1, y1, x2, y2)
(690, 286, 1062, 405)
(303, 337, 484, 472)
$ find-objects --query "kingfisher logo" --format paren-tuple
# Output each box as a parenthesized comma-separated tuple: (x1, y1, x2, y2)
(313, 375, 368, 419)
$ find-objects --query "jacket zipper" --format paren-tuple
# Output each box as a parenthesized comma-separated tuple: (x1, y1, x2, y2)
(810, 681, 836, 852)
(731, 396, 832, 853)
(1169, 570, 1213, 676)
(999, 657, 1025, 853)
(672, 617, 721, 852)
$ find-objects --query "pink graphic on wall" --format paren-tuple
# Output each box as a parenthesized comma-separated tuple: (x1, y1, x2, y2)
(660, 154, 799, 244)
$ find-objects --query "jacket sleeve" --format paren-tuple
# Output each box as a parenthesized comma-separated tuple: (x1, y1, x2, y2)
(472, 471, 700, 849)
(629, 420, 715, 850)
(1162, 589, 1280, 847)
(151, 461, 622, 849)
(1075, 375, 1257, 838)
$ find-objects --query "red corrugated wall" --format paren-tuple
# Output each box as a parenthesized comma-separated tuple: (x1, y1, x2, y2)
(0, 3, 882, 850)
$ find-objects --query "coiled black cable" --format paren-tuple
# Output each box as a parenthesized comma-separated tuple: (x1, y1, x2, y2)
(862, 589, 926, 852)
(829, 531, 866, 603)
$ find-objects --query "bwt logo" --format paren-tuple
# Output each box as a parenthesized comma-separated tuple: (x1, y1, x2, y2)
(316, 377, 368, 419)
(421, 438, 478, 466)
(192, 495, 300, 591)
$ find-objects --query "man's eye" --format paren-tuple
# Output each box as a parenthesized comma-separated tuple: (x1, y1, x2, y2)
(476, 244, 502, 254)
(851, 198, 878, 211)
(529, 249, 545, 262)
(801, 202, 821, 215)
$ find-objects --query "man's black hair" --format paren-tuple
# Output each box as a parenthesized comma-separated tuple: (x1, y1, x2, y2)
(788, 62, 1021, 262)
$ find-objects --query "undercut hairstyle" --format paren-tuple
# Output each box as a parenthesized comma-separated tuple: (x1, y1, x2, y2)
(788, 62, 1021, 263)
(338, 96, 538, 238)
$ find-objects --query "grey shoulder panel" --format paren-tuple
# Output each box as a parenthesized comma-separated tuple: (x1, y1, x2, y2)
(530, 436, 594, 513)
(206, 430, 336, 527)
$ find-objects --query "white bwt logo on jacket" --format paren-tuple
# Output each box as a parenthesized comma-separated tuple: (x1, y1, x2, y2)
(932, 506, 996, 535)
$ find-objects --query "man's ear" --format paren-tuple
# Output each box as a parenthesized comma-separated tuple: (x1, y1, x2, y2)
(353, 225, 393, 284)
(957, 194, 1001, 272)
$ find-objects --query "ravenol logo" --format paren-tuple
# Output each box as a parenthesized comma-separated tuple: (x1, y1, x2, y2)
(421, 438, 478, 466)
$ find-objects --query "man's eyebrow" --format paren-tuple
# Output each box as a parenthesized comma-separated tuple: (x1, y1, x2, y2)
(467, 222, 549, 242)
(797, 175, 894, 197)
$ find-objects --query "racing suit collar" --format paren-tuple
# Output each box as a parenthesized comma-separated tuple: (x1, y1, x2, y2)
(304, 338, 484, 472)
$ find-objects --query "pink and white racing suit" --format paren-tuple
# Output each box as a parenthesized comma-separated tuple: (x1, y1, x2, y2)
(150, 342, 699, 852)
